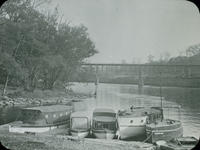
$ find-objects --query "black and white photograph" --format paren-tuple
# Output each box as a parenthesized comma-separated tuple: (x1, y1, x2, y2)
(0, 0, 200, 149)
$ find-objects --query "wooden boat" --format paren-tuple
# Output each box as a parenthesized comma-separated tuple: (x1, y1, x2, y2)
(9, 105, 73, 133)
(145, 75, 183, 143)
(92, 108, 118, 139)
(146, 119, 183, 143)
(117, 106, 162, 140)
(70, 111, 91, 138)
(156, 136, 199, 150)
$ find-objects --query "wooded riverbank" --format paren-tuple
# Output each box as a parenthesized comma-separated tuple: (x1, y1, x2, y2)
(0, 84, 92, 108)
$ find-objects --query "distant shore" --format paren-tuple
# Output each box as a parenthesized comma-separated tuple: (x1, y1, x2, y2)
(75, 76, 200, 88)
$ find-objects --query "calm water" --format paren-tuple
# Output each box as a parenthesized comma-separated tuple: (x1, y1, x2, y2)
(0, 83, 200, 139)
(71, 83, 200, 139)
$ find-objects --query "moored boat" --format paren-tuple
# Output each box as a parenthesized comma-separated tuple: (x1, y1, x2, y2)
(92, 108, 118, 139)
(145, 74, 184, 143)
(70, 111, 91, 138)
(146, 119, 183, 143)
(117, 106, 162, 140)
(9, 105, 73, 133)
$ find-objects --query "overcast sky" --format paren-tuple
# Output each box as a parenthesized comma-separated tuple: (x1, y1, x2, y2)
(48, 0, 200, 63)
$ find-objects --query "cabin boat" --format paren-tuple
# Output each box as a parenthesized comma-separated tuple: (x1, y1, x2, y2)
(117, 106, 162, 140)
(9, 105, 73, 133)
(92, 108, 118, 139)
(145, 80, 183, 143)
(146, 119, 183, 143)
(156, 136, 199, 150)
(70, 111, 91, 138)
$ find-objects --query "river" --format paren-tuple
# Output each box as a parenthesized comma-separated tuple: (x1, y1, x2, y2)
(0, 83, 200, 139)
(71, 83, 200, 139)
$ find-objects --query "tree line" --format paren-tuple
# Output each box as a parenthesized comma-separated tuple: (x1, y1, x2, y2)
(147, 43, 200, 65)
(0, 0, 97, 95)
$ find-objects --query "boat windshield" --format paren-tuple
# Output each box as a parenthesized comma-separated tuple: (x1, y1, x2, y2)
(71, 117, 88, 130)
(93, 112, 116, 117)
(93, 121, 116, 130)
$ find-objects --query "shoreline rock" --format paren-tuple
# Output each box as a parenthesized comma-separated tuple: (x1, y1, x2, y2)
(0, 92, 92, 108)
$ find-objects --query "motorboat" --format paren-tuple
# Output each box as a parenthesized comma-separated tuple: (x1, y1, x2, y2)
(70, 111, 91, 138)
(146, 119, 183, 143)
(92, 108, 118, 139)
(9, 105, 73, 133)
(145, 83, 183, 143)
(117, 106, 162, 140)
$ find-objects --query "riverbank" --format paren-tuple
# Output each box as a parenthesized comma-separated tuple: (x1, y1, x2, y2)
(0, 85, 93, 108)
(0, 124, 155, 150)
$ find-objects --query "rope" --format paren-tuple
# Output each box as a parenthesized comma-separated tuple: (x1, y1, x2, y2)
(175, 138, 182, 145)
(14, 108, 21, 122)
(143, 131, 153, 143)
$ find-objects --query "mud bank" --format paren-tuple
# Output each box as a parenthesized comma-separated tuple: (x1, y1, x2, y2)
(0, 124, 155, 150)
(0, 132, 155, 150)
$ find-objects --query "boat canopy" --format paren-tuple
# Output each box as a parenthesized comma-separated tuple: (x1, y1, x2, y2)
(93, 108, 117, 123)
(93, 108, 115, 113)
(92, 108, 117, 131)
(70, 111, 91, 118)
(70, 111, 91, 130)
(21, 105, 73, 125)
(93, 116, 116, 122)
(71, 117, 89, 130)
(93, 108, 116, 118)
(23, 105, 73, 113)
(93, 118, 117, 130)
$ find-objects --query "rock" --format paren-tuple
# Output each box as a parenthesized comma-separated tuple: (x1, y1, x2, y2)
(16, 98, 26, 102)
(65, 135, 83, 142)
(1, 96, 12, 101)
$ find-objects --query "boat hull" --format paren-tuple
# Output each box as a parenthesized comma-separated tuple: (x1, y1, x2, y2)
(118, 125, 145, 139)
(117, 116, 147, 139)
(70, 130, 90, 138)
(92, 130, 116, 139)
(146, 120, 183, 143)
(9, 125, 59, 133)
(9, 123, 67, 134)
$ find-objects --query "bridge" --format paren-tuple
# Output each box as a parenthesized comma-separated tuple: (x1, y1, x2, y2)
(75, 63, 200, 88)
